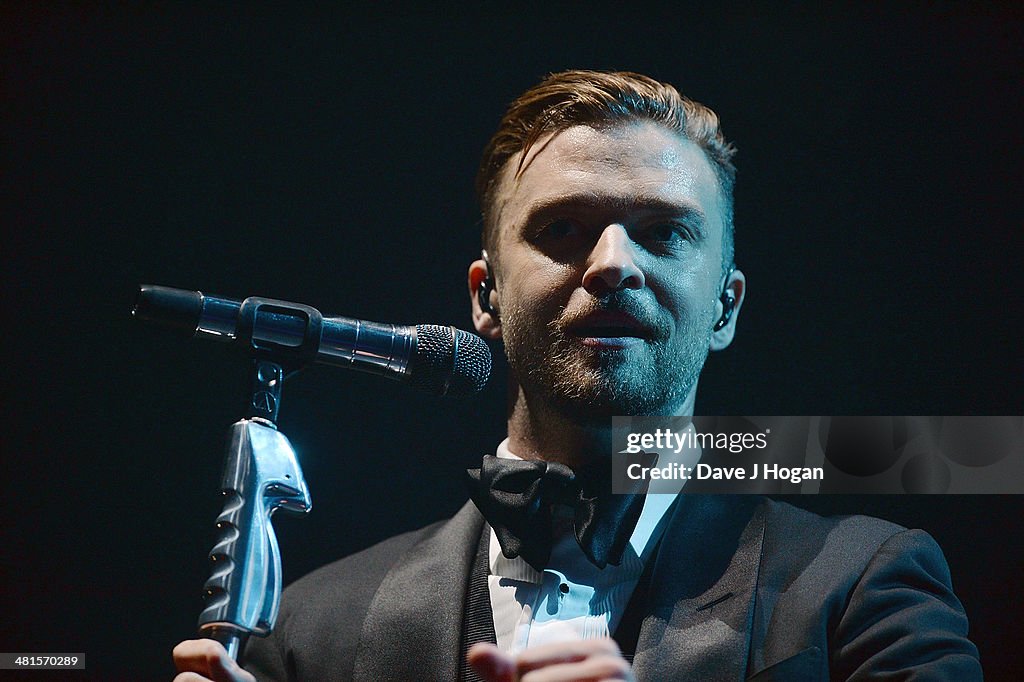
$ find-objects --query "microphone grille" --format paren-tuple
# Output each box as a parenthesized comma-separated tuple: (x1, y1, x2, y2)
(410, 325, 492, 396)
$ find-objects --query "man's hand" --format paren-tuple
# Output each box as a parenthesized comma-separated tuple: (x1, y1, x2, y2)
(172, 639, 255, 682)
(467, 639, 634, 682)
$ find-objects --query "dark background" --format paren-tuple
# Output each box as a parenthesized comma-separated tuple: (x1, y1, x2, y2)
(3, 4, 1021, 680)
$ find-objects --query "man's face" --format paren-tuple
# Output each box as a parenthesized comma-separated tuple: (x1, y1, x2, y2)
(486, 120, 731, 420)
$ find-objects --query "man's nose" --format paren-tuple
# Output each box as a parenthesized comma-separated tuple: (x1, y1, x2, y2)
(582, 224, 645, 295)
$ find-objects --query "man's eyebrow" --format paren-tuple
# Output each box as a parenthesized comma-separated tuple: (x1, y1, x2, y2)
(521, 192, 708, 229)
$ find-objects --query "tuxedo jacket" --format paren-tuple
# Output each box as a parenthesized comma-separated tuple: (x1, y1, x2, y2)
(242, 496, 981, 681)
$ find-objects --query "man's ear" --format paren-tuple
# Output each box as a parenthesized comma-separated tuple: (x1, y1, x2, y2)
(468, 258, 501, 340)
(710, 268, 746, 351)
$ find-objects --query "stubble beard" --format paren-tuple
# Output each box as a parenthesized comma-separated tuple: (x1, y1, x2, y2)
(502, 299, 715, 424)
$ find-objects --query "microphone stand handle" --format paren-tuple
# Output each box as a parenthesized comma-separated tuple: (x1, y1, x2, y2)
(196, 360, 312, 661)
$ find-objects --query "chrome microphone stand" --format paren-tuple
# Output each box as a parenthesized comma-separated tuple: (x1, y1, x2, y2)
(181, 293, 326, 661)
(134, 285, 490, 660)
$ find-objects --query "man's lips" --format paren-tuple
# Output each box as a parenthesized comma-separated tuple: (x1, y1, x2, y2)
(565, 310, 653, 343)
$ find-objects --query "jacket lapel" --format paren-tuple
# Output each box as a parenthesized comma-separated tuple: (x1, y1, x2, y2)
(632, 495, 766, 681)
(353, 501, 484, 681)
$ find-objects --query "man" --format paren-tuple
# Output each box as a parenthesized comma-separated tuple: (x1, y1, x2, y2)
(173, 70, 981, 681)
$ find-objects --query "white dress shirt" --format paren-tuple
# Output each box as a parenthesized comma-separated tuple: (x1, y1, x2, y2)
(487, 433, 700, 654)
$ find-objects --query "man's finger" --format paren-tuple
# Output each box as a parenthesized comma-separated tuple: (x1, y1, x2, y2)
(467, 642, 518, 682)
(520, 654, 634, 682)
(171, 639, 254, 682)
(516, 638, 622, 673)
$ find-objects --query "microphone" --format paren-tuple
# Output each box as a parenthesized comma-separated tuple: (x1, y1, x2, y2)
(133, 284, 491, 396)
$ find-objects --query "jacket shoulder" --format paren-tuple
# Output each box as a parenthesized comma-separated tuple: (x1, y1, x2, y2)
(283, 520, 445, 608)
(759, 497, 908, 562)
(242, 519, 446, 681)
(753, 499, 980, 679)
(751, 498, 916, 624)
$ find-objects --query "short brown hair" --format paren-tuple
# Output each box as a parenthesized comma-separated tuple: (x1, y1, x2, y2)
(477, 70, 737, 273)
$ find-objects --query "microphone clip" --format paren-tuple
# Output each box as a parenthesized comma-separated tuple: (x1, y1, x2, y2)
(234, 298, 326, 424)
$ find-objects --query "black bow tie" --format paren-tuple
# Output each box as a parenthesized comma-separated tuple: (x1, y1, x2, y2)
(465, 453, 657, 570)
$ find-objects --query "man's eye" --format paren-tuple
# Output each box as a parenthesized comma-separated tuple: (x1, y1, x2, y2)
(543, 219, 582, 239)
(648, 223, 687, 242)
